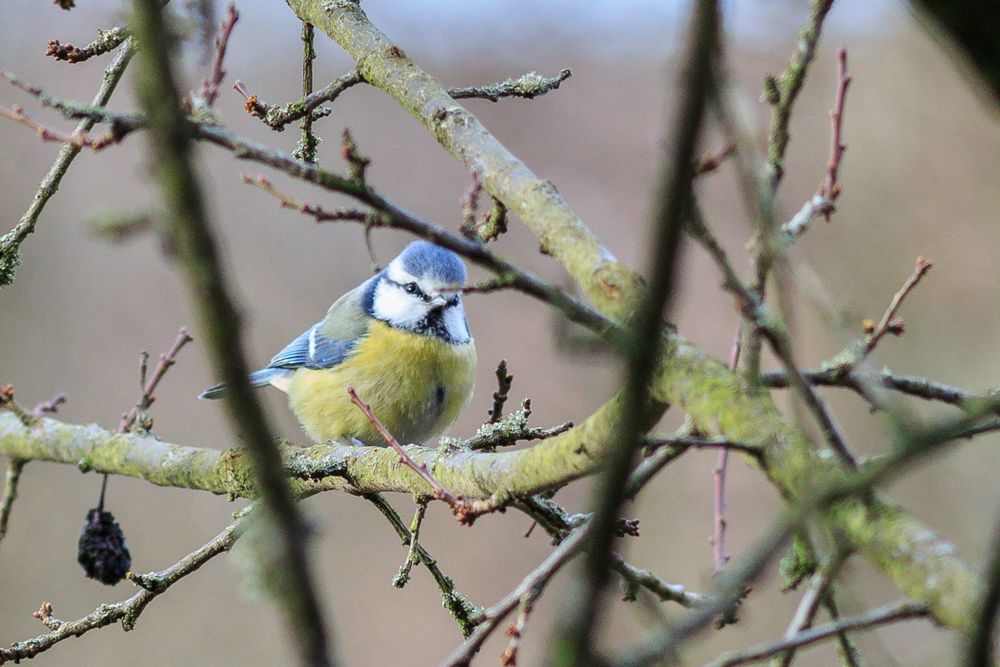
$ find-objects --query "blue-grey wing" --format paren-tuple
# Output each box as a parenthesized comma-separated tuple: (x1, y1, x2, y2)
(267, 324, 356, 370)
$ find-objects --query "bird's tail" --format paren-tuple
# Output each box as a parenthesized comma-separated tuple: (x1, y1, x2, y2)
(198, 368, 285, 400)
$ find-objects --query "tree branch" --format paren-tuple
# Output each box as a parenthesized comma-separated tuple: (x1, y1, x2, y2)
(0, 37, 134, 286)
(704, 600, 928, 667)
(0, 511, 245, 663)
(129, 1, 332, 663)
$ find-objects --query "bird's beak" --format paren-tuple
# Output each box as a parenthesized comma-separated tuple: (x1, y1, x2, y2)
(429, 294, 448, 309)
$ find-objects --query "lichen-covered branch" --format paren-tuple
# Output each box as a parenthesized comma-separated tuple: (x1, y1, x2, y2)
(287, 0, 646, 322)
(0, 38, 134, 286)
(448, 69, 571, 102)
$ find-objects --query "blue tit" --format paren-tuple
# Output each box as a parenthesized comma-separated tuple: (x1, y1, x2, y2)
(200, 241, 476, 445)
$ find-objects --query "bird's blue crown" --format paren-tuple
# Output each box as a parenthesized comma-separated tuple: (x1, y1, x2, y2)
(399, 241, 467, 286)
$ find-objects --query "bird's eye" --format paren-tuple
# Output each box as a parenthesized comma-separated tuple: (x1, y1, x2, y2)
(404, 282, 419, 295)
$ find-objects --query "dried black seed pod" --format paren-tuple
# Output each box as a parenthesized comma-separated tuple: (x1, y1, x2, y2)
(78, 508, 131, 585)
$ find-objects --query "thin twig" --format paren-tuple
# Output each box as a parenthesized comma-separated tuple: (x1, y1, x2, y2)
(118, 327, 193, 433)
(293, 22, 319, 163)
(193, 3, 238, 109)
(440, 527, 589, 667)
(31, 393, 66, 417)
(448, 69, 571, 102)
(694, 141, 735, 176)
(231, 168, 617, 338)
(391, 499, 427, 588)
(817, 47, 852, 220)
(773, 554, 846, 667)
(761, 367, 1000, 414)
(0, 459, 26, 544)
(489, 359, 513, 424)
(0, 512, 246, 662)
(713, 324, 742, 572)
(703, 600, 927, 667)
(858, 257, 933, 359)
(234, 71, 362, 130)
(0, 37, 134, 286)
(363, 493, 478, 635)
(348, 387, 495, 525)
(241, 173, 369, 222)
(46, 27, 130, 63)
(499, 589, 538, 667)
(688, 203, 859, 470)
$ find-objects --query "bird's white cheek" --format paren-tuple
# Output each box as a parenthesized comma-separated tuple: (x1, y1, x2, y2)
(372, 281, 426, 327)
(442, 304, 471, 343)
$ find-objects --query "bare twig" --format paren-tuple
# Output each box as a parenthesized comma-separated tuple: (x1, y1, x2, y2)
(448, 69, 571, 102)
(0, 458, 26, 544)
(229, 168, 617, 337)
(499, 590, 537, 667)
(0, 37, 134, 286)
(348, 387, 496, 525)
(489, 359, 513, 423)
(363, 493, 478, 635)
(193, 3, 238, 109)
(714, 324, 742, 572)
(46, 27, 130, 63)
(241, 173, 369, 222)
(0, 104, 101, 148)
(391, 499, 427, 588)
(761, 367, 1000, 415)
(694, 141, 735, 176)
(441, 527, 589, 667)
(118, 327, 193, 433)
(31, 393, 66, 417)
(293, 22, 319, 163)
(859, 257, 933, 358)
(0, 513, 245, 663)
(703, 600, 927, 667)
(817, 47, 851, 220)
(234, 70, 362, 131)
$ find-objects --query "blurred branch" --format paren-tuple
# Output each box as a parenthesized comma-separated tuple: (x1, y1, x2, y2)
(553, 0, 714, 657)
(764, 0, 835, 186)
(761, 368, 1000, 413)
(0, 37, 134, 286)
(0, 458, 25, 545)
(128, 1, 332, 664)
(0, 512, 246, 663)
(827, 256, 933, 373)
(687, 203, 859, 470)
(704, 600, 928, 667)
(967, 512, 1000, 666)
(909, 0, 1000, 106)
(191, 3, 239, 110)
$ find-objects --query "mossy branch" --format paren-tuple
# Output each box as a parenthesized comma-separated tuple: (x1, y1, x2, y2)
(283, 0, 987, 640)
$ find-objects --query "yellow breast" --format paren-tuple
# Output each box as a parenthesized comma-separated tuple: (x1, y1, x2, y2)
(286, 320, 476, 444)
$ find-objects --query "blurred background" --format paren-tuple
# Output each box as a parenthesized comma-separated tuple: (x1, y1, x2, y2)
(1, 0, 999, 664)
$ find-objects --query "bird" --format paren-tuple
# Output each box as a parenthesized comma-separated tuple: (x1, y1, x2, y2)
(200, 240, 476, 446)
